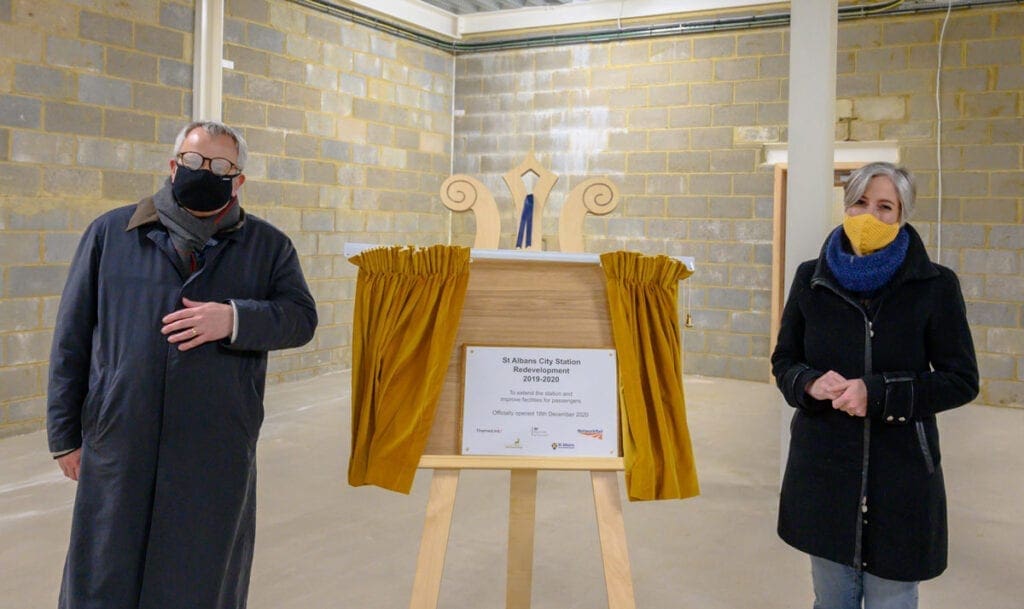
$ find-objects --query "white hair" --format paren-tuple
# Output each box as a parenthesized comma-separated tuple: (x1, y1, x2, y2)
(843, 162, 915, 225)
(172, 120, 248, 171)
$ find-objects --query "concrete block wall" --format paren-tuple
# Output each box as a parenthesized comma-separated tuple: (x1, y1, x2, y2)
(0, 0, 454, 438)
(454, 35, 780, 384)
(220, 0, 454, 384)
(453, 7, 1022, 406)
(0, 0, 196, 437)
(859, 9, 1023, 409)
(0, 2, 1020, 440)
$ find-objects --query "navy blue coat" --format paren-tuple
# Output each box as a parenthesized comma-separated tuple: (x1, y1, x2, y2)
(47, 197, 317, 609)
(771, 224, 978, 582)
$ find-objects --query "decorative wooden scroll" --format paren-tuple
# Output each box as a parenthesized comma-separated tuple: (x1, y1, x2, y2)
(440, 174, 501, 249)
(440, 154, 619, 253)
(559, 178, 620, 253)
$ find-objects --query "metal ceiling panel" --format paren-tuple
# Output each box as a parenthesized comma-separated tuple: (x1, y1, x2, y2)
(419, 0, 583, 15)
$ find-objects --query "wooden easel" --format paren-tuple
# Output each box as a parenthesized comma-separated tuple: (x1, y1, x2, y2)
(408, 256, 635, 609)
(410, 462, 633, 609)
(410, 157, 639, 609)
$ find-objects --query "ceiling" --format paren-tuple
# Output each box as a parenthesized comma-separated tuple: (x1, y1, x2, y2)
(344, 1, 1004, 41)
(419, 0, 583, 15)
(348, 0, 789, 38)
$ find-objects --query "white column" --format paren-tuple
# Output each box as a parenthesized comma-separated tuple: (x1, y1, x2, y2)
(780, 0, 838, 481)
(192, 0, 225, 121)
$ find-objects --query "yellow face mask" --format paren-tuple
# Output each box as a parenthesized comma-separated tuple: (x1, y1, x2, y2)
(842, 213, 899, 255)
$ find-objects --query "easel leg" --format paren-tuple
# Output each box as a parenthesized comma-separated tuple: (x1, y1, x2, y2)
(507, 469, 538, 609)
(591, 471, 637, 609)
(410, 469, 460, 609)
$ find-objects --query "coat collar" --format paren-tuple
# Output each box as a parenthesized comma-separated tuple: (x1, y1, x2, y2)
(125, 196, 246, 240)
(811, 223, 938, 291)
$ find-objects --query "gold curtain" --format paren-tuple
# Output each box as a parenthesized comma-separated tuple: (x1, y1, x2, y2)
(348, 245, 470, 493)
(600, 251, 699, 501)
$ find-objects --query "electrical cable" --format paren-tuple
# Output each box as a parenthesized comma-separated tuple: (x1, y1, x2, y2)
(448, 59, 456, 246)
(846, 0, 906, 15)
(935, 0, 953, 263)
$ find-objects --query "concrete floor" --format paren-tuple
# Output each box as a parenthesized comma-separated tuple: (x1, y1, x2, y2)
(1, 372, 1022, 609)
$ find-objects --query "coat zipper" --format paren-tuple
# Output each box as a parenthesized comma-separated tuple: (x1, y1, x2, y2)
(811, 277, 874, 571)
(855, 317, 872, 571)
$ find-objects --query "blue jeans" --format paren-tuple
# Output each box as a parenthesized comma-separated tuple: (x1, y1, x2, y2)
(811, 556, 919, 609)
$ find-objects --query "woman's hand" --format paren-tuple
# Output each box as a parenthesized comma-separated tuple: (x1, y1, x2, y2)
(831, 379, 868, 417)
(807, 372, 868, 417)
(806, 370, 847, 401)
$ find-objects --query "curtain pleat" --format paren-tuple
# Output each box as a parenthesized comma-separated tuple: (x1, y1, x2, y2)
(348, 245, 471, 493)
(600, 251, 699, 501)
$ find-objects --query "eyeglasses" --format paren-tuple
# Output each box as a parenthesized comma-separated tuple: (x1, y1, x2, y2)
(176, 151, 241, 177)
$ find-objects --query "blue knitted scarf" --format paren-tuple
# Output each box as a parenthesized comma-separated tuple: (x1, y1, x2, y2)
(825, 225, 909, 294)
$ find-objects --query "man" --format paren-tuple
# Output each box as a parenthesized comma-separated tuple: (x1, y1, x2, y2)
(47, 121, 318, 609)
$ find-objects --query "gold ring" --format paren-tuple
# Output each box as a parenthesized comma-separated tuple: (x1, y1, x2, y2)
(191, 328, 197, 337)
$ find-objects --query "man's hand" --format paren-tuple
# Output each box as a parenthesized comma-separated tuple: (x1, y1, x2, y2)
(57, 448, 82, 481)
(161, 297, 234, 351)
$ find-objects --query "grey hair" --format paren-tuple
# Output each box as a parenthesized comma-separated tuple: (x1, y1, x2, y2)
(172, 120, 248, 171)
(842, 162, 915, 225)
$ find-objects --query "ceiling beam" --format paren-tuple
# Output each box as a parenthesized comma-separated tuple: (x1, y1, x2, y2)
(345, 0, 786, 39)
(345, 0, 459, 37)
(458, 0, 785, 35)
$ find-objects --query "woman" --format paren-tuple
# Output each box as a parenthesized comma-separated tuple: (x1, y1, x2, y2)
(771, 162, 978, 609)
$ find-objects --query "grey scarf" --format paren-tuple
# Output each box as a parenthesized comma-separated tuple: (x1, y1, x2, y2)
(153, 179, 242, 276)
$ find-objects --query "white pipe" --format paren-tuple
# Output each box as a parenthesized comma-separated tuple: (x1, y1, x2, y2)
(779, 0, 839, 483)
(192, 0, 225, 121)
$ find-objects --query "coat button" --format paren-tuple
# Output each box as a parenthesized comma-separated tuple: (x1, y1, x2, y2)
(898, 416, 906, 422)
(886, 416, 894, 422)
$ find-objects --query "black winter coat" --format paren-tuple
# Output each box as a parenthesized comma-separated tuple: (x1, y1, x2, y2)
(47, 197, 317, 609)
(771, 224, 977, 582)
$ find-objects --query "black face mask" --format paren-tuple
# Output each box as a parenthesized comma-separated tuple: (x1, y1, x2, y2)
(171, 166, 234, 212)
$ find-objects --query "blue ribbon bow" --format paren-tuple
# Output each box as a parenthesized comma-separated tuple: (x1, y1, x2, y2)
(515, 194, 534, 249)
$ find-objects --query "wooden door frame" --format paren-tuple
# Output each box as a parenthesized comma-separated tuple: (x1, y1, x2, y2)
(769, 162, 867, 377)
